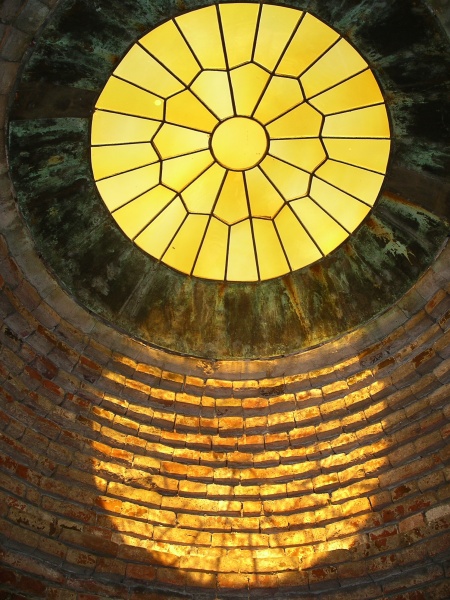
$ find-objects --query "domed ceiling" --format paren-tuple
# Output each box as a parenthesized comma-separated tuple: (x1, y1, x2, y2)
(1, 2, 450, 599)
(8, 0, 450, 360)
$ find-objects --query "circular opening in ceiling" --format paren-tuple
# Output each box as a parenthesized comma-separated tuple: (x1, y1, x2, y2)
(91, 3, 391, 283)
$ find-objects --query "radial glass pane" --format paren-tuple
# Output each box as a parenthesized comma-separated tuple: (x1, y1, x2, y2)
(219, 3, 259, 68)
(315, 160, 385, 206)
(182, 163, 226, 214)
(176, 6, 226, 69)
(163, 214, 209, 274)
(309, 69, 384, 114)
(253, 76, 303, 124)
(254, 4, 302, 71)
(135, 197, 186, 258)
(269, 138, 326, 172)
(193, 218, 228, 280)
(245, 167, 284, 218)
(114, 45, 183, 97)
(267, 103, 323, 138)
(253, 219, 289, 280)
(275, 206, 322, 270)
(301, 38, 368, 99)
(113, 186, 176, 239)
(91, 143, 158, 180)
(91, 112, 160, 145)
(322, 104, 390, 138)
(191, 71, 234, 120)
(95, 163, 160, 212)
(165, 90, 218, 132)
(214, 171, 249, 224)
(276, 12, 339, 77)
(96, 77, 164, 120)
(140, 19, 200, 85)
(153, 124, 210, 160)
(230, 63, 270, 117)
(261, 156, 310, 200)
(161, 151, 213, 192)
(290, 198, 348, 255)
(323, 138, 391, 173)
(227, 220, 258, 281)
(310, 177, 371, 233)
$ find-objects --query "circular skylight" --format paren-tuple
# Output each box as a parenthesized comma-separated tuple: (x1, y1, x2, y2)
(91, 3, 391, 282)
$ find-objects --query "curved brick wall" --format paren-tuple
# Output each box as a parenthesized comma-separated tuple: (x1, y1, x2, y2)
(1, 1, 450, 599)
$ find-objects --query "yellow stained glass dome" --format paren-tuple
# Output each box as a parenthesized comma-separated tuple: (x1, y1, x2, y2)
(91, 3, 391, 282)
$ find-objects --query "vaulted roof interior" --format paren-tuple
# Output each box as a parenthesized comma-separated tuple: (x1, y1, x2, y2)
(0, 0, 449, 598)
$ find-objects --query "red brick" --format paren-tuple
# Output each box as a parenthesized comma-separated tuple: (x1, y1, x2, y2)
(66, 549, 97, 569)
(276, 570, 308, 587)
(126, 564, 157, 581)
(248, 573, 278, 588)
(217, 572, 249, 589)
(185, 571, 217, 588)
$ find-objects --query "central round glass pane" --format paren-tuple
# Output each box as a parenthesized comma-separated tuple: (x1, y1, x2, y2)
(211, 117, 268, 170)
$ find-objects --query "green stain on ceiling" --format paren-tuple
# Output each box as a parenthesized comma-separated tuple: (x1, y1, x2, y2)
(8, 0, 450, 359)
